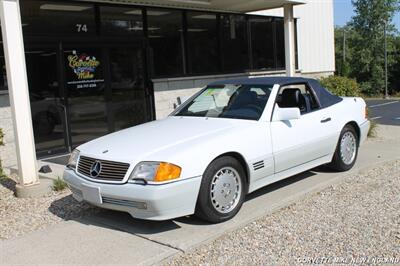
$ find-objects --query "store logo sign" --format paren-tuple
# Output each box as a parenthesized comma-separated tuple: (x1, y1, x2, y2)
(68, 50, 100, 80)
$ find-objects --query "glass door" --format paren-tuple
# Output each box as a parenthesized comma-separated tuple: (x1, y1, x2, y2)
(63, 46, 109, 148)
(25, 45, 69, 156)
(107, 45, 152, 131)
(63, 43, 153, 150)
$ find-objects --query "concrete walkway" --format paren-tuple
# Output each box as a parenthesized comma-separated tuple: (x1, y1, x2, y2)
(1, 126, 399, 266)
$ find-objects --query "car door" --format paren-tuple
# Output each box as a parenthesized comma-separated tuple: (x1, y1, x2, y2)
(270, 83, 334, 173)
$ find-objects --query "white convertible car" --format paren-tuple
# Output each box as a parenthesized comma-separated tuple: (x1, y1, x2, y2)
(64, 77, 370, 223)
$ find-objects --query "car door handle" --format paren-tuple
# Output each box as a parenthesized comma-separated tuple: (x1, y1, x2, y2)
(320, 117, 332, 123)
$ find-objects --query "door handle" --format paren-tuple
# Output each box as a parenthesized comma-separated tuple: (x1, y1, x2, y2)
(321, 117, 331, 123)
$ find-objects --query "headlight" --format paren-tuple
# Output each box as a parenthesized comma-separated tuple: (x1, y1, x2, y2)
(67, 149, 80, 169)
(130, 162, 181, 183)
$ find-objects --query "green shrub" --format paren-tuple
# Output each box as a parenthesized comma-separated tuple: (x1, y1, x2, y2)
(320, 76, 361, 97)
(368, 120, 378, 138)
(53, 177, 68, 192)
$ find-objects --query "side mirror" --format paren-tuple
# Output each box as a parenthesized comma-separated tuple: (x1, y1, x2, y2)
(272, 106, 301, 122)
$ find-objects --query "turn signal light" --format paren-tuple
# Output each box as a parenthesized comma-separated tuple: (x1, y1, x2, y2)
(365, 107, 369, 119)
(154, 162, 181, 182)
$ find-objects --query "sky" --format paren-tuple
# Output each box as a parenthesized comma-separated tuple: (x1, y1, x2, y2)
(334, 0, 400, 30)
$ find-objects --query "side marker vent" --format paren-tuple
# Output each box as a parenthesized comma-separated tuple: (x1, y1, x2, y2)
(253, 161, 265, 171)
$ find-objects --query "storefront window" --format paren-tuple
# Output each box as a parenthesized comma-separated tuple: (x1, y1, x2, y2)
(0, 58, 7, 92)
(109, 47, 149, 131)
(220, 14, 249, 72)
(0, 36, 7, 92)
(186, 12, 219, 74)
(14, 2, 298, 157)
(100, 6, 143, 37)
(275, 19, 285, 69)
(20, 1, 96, 37)
(147, 9, 184, 77)
(250, 17, 275, 70)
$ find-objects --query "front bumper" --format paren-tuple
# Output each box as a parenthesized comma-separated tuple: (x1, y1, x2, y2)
(63, 169, 202, 221)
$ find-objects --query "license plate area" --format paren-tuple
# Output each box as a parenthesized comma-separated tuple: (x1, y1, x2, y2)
(81, 184, 102, 204)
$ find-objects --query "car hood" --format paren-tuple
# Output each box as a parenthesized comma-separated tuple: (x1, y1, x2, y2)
(78, 116, 242, 164)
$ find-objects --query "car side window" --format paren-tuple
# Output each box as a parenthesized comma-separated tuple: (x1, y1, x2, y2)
(276, 84, 320, 114)
(303, 88, 319, 111)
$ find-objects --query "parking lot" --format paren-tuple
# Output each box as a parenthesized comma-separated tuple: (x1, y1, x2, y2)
(366, 99, 400, 126)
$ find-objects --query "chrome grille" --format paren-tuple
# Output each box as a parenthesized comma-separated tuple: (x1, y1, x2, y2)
(102, 196, 147, 209)
(77, 156, 130, 182)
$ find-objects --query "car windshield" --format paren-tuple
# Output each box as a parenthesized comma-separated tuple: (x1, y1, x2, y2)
(175, 84, 273, 120)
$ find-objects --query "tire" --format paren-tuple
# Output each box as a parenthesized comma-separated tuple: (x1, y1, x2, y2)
(195, 156, 246, 223)
(329, 124, 359, 171)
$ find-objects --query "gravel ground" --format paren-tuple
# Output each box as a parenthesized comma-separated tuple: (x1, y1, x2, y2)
(168, 160, 400, 265)
(0, 175, 100, 240)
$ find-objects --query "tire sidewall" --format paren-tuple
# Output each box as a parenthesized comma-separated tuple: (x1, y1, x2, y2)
(196, 156, 246, 223)
(335, 125, 359, 171)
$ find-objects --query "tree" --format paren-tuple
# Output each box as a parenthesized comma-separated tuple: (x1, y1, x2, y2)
(349, 0, 399, 95)
(335, 26, 353, 77)
(389, 35, 400, 94)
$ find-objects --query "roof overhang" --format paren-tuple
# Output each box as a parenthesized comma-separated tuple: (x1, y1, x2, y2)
(77, 0, 306, 13)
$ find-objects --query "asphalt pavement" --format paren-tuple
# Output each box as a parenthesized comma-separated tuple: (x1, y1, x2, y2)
(366, 99, 400, 126)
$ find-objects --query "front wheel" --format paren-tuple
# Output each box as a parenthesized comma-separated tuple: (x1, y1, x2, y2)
(329, 125, 359, 171)
(195, 156, 246, 223)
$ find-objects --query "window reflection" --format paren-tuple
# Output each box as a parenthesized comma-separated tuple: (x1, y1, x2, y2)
(275, 19, 285, 69)
(100, 7, 143, 37)
(147, 9, 184, 76)
(250, 17, 275, 70)
(0, 45, 6, 92)
(25, 49, 67, 154)
(20, 1, 95, 37)
(187, 12, 219, 74)
(110, 48, 149, 130)
(220, 15, 249, 72)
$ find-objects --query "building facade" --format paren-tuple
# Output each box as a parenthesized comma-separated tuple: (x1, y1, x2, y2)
(0, 0, 334, 178)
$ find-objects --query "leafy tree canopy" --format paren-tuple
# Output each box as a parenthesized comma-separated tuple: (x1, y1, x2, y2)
(337, 0, 400, 95)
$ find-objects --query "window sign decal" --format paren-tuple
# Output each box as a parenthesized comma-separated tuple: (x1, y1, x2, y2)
(66, 50, 104, 89)
(68, 50, 99, 80)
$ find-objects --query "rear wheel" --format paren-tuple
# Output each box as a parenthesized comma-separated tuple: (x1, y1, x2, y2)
(329, 125, 359, 171)
(195, 156, 246, 223)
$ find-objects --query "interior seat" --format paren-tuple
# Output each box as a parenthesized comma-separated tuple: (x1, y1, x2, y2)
(279, 89, 307, 113)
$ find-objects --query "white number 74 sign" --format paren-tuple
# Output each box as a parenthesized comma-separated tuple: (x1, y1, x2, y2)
(76, 24, 88, 33)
